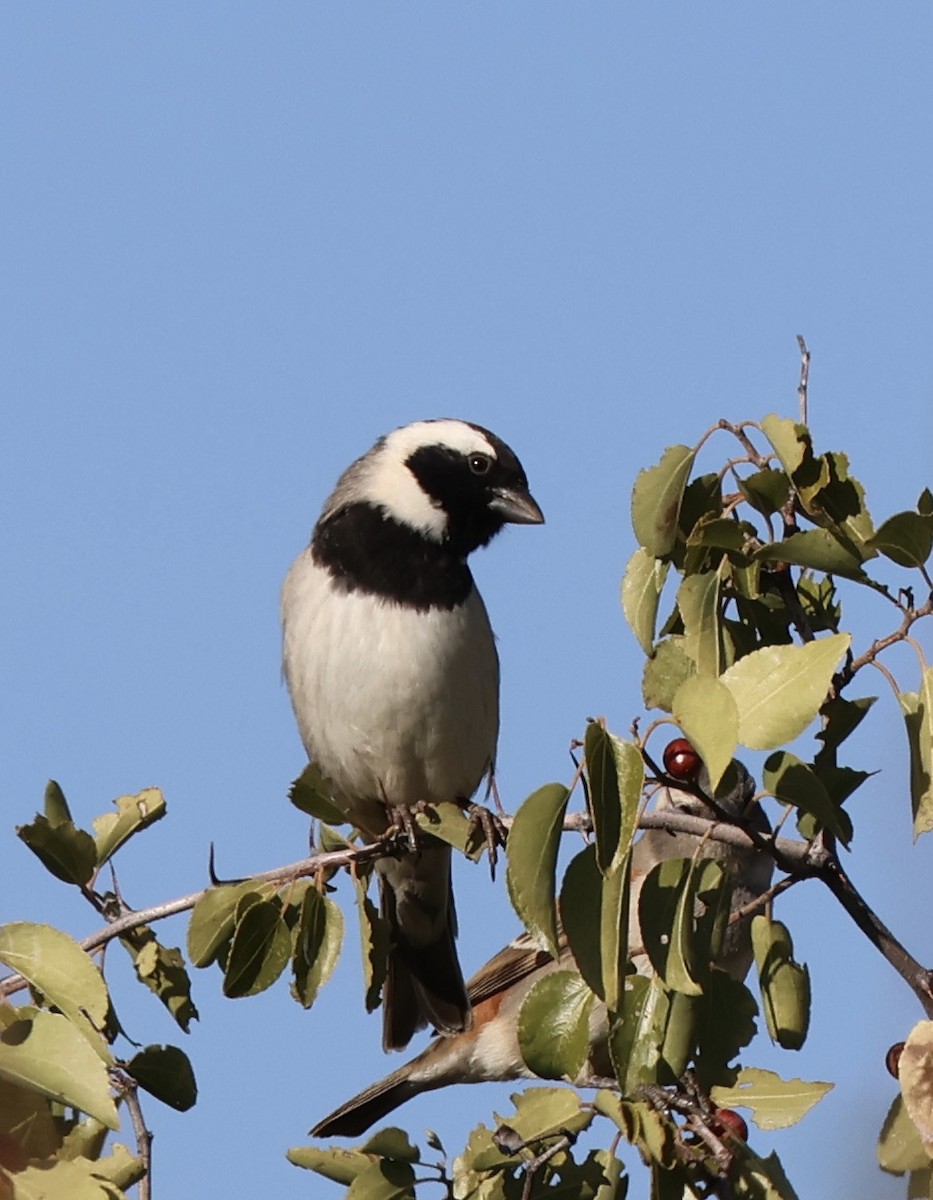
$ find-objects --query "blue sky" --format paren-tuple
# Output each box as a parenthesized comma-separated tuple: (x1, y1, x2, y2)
(3, 5, 932, 1197)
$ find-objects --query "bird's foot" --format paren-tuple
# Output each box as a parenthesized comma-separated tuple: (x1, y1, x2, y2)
(383, 801, 434, 854)
(466, 803, 508, 878)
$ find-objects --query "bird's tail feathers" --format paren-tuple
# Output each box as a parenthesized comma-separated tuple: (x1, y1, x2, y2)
(310, 1066, 423, 1139)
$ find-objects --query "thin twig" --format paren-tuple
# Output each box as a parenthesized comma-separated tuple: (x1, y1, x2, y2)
(796, 335, 810, 425)
(836, 596, 933, 688)
(113, 1070, 153, 1200)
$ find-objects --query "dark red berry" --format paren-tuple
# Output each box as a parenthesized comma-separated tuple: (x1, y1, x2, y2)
(663, 737, 702, 781)
(886, 1042, 905, 1079)
(712, 1108, 748, 1141)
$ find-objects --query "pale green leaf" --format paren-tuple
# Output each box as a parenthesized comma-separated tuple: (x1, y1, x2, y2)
(878, 1095, 931, 1174)
(631, 444, 697, 557)
(721, 634, 851, 750)
(518, 970, 594, 1080)
(755, 529, 867, 580)
(642, 636, 696, 712)
(901, 670, 933, 839)
(360, 1127, 420, 1162)
(0, 1009, 118, 1129)
(678, 570, 722, 677)
(92, 788, 166, 866)
(497, 1086, 591, 1142)
(346, 1159, 416, 1200)
(584, 724, 643, 875)
(868, 511, 933, 568)
(287, 1146, 372, 1182)
(505, 784, 570, 958)
(752, 917, 811, 1050)
(15, 814, 98, 886)
(621, 547, 670, 655)
(0, 923, 111, 1059)
(671, 675, 739, 791)
(8, 1156, 124, 1200)
(187, 880, 276, 968)
(711, 1067, 832, 1130)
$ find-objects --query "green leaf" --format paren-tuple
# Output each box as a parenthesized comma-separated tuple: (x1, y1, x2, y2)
(125, 1043, 197, 1111)
(631, 444, 697, 557)
(642, 637, 696, 712)
(289, 763, 350, 824)
(639, 857, 725, 996)
(355, 875, 390, 1013)
(678, 570, 723, 677)
(8, 1155, 131, 1199)
(752, 917, 811, 1050)
(0, 923, 112, 1058)
(754, 529, 867, 580)
(738, 468, 791, 516)
(222, 899, 291, 998)
(88, 1141, 146, 1191)
(287, 1145, 373, 1182)
(868, 511, 933, 568)
(506, 784, 570, 958)
(43, 780, 73, 826)
(291, 888, 344, 1008)
(16, 813, 98, 886)
(346, 1159, 416, 1200)
(120, 925, 198, 1032)
(621, 547, 670, 655)
(187, 880, 276, 968)
(878, 1094, 931, 1174)
(585, 725, 643, 876)
(497, 1086, 592, 1143)
(414, 800, 482, 860)
(901, 670, 933, 839)
(518, 970, 595, 1080)
(711, 1067, 832, 1131)
(763, 751, 852, 844)
(687, 515, 757, 555)
(759, 414, 811, 476)
(92, 788, 166, 866)
(693, 970, 759, 1088)
(609, 976, 692, 1092)
(561, 845, 607, 999)
(561, 844, 632, 1013)
(360, 1128, 420, 1162)
(0, 1009, 118, 1129)
(720, 634, 851, 750)
(671, 675, 739, 792)
(814, 695, 877, 766)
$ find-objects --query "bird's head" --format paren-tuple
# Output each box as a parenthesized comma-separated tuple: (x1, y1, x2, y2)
(329, 418, 544, 555)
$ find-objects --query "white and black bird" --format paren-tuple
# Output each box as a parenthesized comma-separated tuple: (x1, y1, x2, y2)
(281, 419, 544, 1051)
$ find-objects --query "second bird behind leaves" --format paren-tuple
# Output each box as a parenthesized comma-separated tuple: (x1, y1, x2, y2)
(281, 419, 544, 1050)
(311, 760, 772, 1139)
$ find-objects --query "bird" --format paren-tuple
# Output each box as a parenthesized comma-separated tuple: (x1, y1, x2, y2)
(281, 418, 544, 1052)
(309, 761, 773, 1138)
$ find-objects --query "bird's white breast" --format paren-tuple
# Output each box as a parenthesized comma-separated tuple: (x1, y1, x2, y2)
(281, 549, 500, 835)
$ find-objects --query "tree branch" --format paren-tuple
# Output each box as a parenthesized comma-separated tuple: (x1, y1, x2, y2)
(3, 802, 932, 1020)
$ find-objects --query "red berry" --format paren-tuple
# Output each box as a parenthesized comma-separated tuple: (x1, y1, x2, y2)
(712, 1108, 748, 1141)
(663, 738, 702, 781)
(886, 1042, 905, 1079)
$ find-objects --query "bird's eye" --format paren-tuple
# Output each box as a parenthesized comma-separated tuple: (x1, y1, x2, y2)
(468, 453, 492, 476)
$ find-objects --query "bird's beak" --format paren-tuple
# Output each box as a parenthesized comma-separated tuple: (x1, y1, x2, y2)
(489, 486, 545, 526)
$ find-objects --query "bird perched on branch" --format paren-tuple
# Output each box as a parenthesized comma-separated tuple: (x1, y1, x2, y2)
(281, 419, 544, 1051)
(310, 762, 772, 1137)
